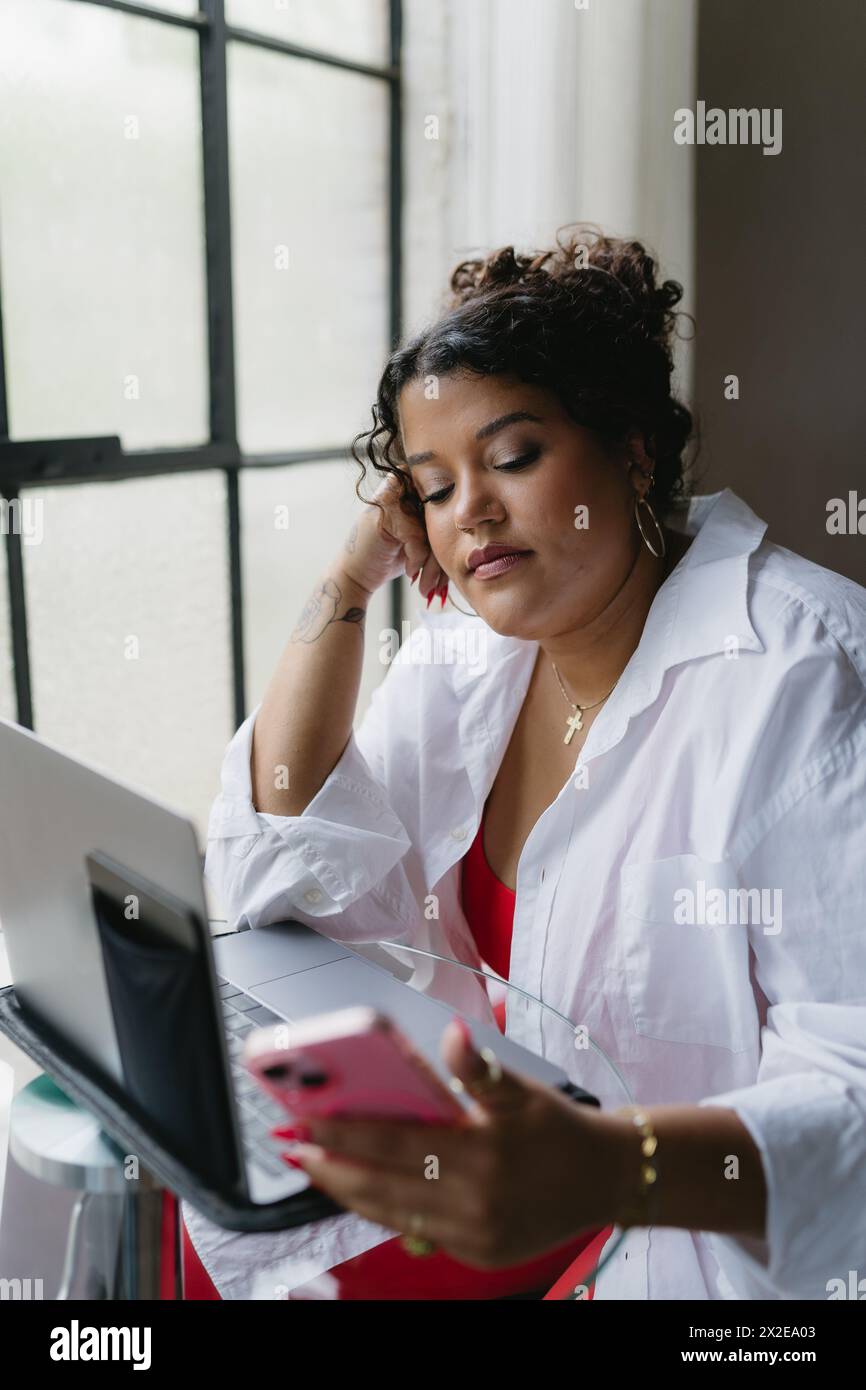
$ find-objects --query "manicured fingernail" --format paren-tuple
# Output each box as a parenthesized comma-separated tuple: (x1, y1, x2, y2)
(282, 1154, 306, 1170)
(426, 589, 434, 609)
(271, 1123, 311, 1143)
(439, 584, 448, 608)
(411, 569, 421, 583)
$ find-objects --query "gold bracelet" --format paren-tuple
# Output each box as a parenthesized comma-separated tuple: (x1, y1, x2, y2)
(612, 1106, 660, 1229)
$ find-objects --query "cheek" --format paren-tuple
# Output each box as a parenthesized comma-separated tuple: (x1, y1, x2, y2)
(554, 463, 629, 539)
(425, 513, 460, 567)
(525, 456, 618, 539)
(540, 498, 633, 585)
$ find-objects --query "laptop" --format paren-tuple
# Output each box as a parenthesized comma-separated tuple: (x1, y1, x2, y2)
(0, 716, 591, 1207)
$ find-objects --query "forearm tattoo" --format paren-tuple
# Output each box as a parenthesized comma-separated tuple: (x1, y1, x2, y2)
(290, 577, 366, 644)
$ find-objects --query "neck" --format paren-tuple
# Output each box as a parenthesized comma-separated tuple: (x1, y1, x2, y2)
(539, 526, 688, 703)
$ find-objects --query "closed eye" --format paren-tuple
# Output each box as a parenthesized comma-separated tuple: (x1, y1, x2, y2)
(420, 449, 541, 506)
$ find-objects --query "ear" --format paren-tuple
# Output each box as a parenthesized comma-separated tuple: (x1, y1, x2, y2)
(624, 430, 655, 498)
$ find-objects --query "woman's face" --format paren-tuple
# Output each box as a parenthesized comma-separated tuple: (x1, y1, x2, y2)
(397, 370, 643, 639)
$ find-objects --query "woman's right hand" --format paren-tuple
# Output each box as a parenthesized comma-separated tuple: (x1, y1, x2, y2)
(339, 471, 447, 602)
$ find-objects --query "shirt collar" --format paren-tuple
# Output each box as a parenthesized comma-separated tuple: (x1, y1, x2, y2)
(642, 486, 768, 670)
(445, 488, 769, 765)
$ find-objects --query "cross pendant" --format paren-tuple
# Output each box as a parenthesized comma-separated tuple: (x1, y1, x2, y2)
(564, 708, 583, 745)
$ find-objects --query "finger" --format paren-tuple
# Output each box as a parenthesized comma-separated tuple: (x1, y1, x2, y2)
(404, 541, 433, 584)
(377, 515, 430, 590)
(440, 1018, 531, 1119)
(283, 1113, 471, 1175)
(378, 507, 429, 586)
(287, 1143, 478, 1253)
(417, 550, 441, 602)
(372, 470, 406, 504)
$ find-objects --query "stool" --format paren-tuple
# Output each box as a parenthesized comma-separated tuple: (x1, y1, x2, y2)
(9, 1073, 178, 1299)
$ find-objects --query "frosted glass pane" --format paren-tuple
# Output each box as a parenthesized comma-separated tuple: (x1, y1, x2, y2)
(240, 461, 391, 724)
(22, 473, 233, 843)
(0, 541, 14, 722)
(228, 44, 390, 452)
(227, 0, 389, 67)
(0, 0, 208, 449)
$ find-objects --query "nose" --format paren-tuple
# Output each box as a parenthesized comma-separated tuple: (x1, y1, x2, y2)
(452, 477, 506, 533)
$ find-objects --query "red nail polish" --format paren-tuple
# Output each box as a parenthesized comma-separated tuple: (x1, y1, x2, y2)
(439, 585, 448, 608)
(272, 1123, 311, 1143)
(426, 589, 434, 609)
(411, 569, 421, 582)
(282, 1154, 306, 1170)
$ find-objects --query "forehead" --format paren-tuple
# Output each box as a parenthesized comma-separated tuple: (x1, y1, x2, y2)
(398, 371, 560, 442)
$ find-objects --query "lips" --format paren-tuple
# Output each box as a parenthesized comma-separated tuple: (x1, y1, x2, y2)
(467, 543, 530, 573)
(471, 552, 531, 580)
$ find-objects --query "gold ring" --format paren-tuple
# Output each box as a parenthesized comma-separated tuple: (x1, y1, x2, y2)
(399, 1212, 437, 1258)
(465, 1045, 503, 1096)
(400, 1235, 437, 1257)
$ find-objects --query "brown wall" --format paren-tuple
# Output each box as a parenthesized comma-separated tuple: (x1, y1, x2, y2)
(694, 0, 866, 588)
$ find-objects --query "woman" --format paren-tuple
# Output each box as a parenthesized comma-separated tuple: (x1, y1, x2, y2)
(191, 226, 866, 1300)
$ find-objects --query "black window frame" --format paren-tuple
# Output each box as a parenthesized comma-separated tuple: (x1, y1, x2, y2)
(0, 0, 404, 732)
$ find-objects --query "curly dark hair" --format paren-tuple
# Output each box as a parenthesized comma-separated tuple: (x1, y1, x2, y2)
(351, 223, 695, 527)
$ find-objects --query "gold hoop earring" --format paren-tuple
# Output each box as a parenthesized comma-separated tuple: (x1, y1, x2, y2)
(634, 494, 666, 559)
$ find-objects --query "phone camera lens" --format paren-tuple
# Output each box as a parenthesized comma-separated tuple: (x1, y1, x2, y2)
(263, 1063, 291, 1082)
(299, 1071, 328, 1089)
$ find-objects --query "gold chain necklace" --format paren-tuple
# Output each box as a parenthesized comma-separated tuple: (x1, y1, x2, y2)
(551, 663, 620, 745)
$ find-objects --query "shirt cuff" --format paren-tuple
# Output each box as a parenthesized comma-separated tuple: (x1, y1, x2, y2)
(698, 1070, 866, 1298)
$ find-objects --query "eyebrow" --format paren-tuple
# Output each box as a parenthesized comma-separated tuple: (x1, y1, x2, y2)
(405, 411, 543, 469)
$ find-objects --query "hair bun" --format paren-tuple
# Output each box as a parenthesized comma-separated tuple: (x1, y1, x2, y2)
(449, 223, 686, 349)
(449, 244, 551, 299)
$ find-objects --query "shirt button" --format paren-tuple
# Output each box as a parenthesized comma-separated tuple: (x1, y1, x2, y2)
(450, 826, 469, 841)
(303, 888, 323, 905)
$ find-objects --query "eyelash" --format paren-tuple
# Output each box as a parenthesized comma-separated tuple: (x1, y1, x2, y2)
(420, 449, 541, 506)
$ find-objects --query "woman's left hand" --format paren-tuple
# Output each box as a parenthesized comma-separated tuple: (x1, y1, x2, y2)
(273, 1019, 624, 1269)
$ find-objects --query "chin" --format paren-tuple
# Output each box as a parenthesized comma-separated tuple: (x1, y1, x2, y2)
(473, 598, 542, 640)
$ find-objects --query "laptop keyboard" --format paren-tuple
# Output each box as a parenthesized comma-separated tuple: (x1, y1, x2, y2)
(216, 975, 296, 1179)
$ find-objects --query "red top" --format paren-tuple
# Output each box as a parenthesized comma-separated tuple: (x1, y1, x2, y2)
(460, 803, 516, 978)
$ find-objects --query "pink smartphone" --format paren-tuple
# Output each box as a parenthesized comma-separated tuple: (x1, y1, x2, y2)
(242, 1006, 467, 1126)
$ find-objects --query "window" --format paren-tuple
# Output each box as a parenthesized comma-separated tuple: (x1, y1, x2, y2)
(0, 0, 402, 839)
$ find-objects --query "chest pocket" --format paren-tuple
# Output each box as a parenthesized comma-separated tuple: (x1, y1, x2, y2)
(619, 854, 757, 1052)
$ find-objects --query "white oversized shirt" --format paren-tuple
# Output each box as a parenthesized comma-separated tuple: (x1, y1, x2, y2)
(186, 489, 866, 1300)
